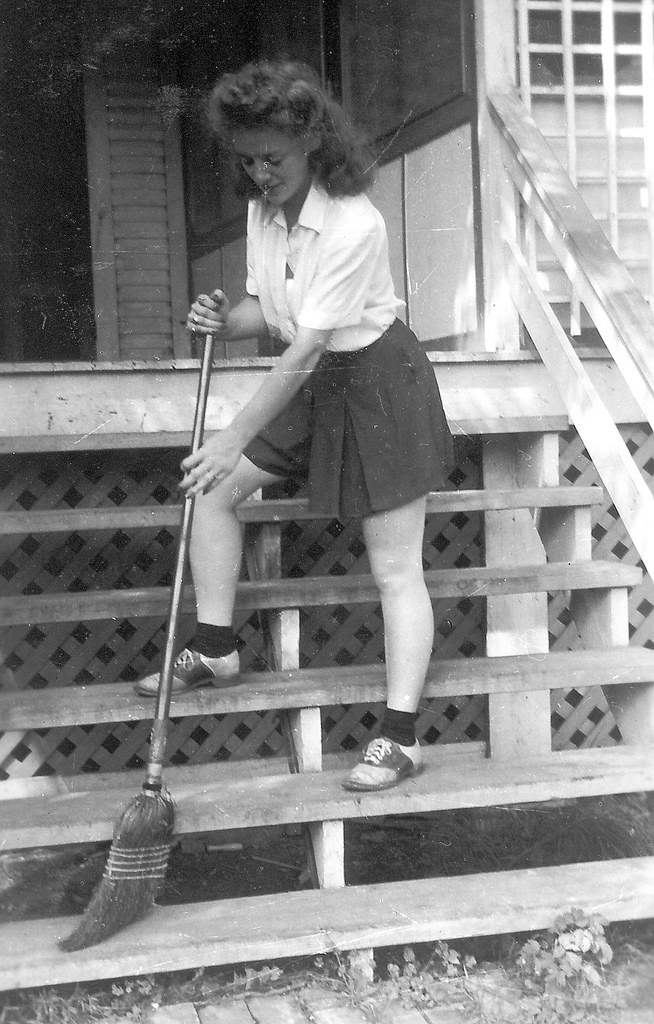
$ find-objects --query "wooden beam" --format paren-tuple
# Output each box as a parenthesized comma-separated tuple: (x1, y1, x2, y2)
(2, 745, 653, 850)
(83, 69, 120, 360)
(0, 355, 646, 452)
(572, 587, 654, 748)
(160, 59, 191, 359)
(0, 362, 267, 452)
(3, 647, 654, 730)
(538, 506, 592, 564)
(247, 517, 345, 890)
(483, 433, 559, 757)
(0, 487, 604, 536)
(1, 855, 652, 989)
(0, 745, 483, 802)
(0, 560, 640, 626)
(474, 0, 520, 350)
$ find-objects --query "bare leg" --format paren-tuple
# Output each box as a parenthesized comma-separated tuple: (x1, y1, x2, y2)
(190, 456, 284, 625)
(342, 496, 432, 790)
(362, 495, 433, 713)
(134, 457, 284, 695)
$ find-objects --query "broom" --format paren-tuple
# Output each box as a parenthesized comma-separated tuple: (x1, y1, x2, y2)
(60, 332, 216, 951)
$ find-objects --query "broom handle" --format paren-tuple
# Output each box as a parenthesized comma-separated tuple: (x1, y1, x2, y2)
(146, 332, 216, 789)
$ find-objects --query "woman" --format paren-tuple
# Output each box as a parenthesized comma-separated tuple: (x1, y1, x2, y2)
(136, 60, 453, 792)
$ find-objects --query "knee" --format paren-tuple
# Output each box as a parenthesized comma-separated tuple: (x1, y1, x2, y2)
(372, 562, 425, 599)
(194, 479, 241, 518)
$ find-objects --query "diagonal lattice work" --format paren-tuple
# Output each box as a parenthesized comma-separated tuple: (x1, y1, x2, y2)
(1, 425, 649, 779)
(547, 425, 654, 749)
(0, 445, 484, 778)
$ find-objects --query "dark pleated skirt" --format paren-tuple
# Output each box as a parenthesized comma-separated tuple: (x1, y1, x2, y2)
(244, 319, 453, 518)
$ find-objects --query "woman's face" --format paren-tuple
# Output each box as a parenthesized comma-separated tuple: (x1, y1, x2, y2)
(232, 127, 317, 218)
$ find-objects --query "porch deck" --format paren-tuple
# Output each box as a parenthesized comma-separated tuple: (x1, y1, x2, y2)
(0, 350, 644, 454)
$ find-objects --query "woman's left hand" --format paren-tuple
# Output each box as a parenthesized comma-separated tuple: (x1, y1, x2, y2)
(180, 431, 243, 497)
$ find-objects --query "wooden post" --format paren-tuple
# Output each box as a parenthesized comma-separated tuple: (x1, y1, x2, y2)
(537, 506, 592, 564)
(160, 54, 191, 359)
(248, 519, 345, 889)
(571, 587, 654, 748)
(537, 474, 654, 749)
(483, 432, 559, 757)
(83, 67, 120, 360)
(474, 0, 520, 351)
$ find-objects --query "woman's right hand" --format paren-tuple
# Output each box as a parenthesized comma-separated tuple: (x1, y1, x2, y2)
(186, 290, 230, 335)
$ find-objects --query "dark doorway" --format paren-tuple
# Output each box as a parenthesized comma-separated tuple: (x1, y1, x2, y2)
(0, 4, 96, 362)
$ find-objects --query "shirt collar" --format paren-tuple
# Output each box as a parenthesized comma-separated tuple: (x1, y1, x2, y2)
(265, 182, 330, 232)
(297, 183, 330, 231)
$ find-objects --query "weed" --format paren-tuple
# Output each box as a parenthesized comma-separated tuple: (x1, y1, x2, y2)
(515, 908, 614, 1022)
(380, 943, 477, 1010)
(429, 941, 477, 978)
(387, 948, 436, 1008)
(0, 985, 143, 1024)
(223, 965, 285, 994)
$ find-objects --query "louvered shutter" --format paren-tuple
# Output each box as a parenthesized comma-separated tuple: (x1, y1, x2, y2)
(84, 48, 190, 360)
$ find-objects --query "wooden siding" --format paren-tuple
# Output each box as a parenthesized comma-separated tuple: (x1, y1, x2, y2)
(405, 127, 478, 343)
(85, 48, 190, 361)
(0, 352, 646, 454)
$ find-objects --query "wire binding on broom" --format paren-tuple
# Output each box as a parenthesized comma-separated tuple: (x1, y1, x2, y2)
(59, 787, 175, 952)
(103, 845, 171, 878)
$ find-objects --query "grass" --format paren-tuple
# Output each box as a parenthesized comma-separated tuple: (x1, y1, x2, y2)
(346, 793, 654, 886)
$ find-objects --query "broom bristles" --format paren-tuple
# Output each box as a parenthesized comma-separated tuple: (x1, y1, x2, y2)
(59, 787, 174, 952)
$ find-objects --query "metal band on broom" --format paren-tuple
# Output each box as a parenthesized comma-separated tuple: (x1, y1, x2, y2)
(60, 333, 216, 951)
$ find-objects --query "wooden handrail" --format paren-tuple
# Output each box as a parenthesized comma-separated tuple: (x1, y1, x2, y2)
(505, 235, 654, 583)
(488, 87, 654, 431)
(488, 86, 654, 582)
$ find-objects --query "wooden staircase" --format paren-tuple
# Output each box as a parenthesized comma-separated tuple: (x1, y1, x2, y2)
(2, 433, 654, 991)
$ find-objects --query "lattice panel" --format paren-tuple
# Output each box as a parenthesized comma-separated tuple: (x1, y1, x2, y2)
(548, 424, 654, 749)
(0, 445, 486, 778)
(0, 450, 271, 779)
(0, 454, 267, 674)
(2, 424, 650, 779)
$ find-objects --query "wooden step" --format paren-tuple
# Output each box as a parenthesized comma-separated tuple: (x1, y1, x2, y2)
(0, 753, 295, 802)
(0, 486, 603, 535)
(0, 560, 640, 626)
(1, 854, 652, 990)
(3, 647, 654, 730)
(2, 745, 652, 849)
(0, 743, 486, 802)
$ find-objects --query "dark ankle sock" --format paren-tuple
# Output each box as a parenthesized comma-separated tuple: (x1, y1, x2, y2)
(380, 707, 417, 747)
(191, 623, 238, 658)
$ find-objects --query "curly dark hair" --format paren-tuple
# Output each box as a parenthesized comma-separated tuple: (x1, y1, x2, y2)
(205, 59, 376, 197)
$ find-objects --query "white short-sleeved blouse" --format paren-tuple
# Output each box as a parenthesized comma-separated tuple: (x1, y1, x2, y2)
(245, 183, 403, 351)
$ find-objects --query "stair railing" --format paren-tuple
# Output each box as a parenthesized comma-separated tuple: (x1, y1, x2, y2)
(487, 87, 654, 583)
